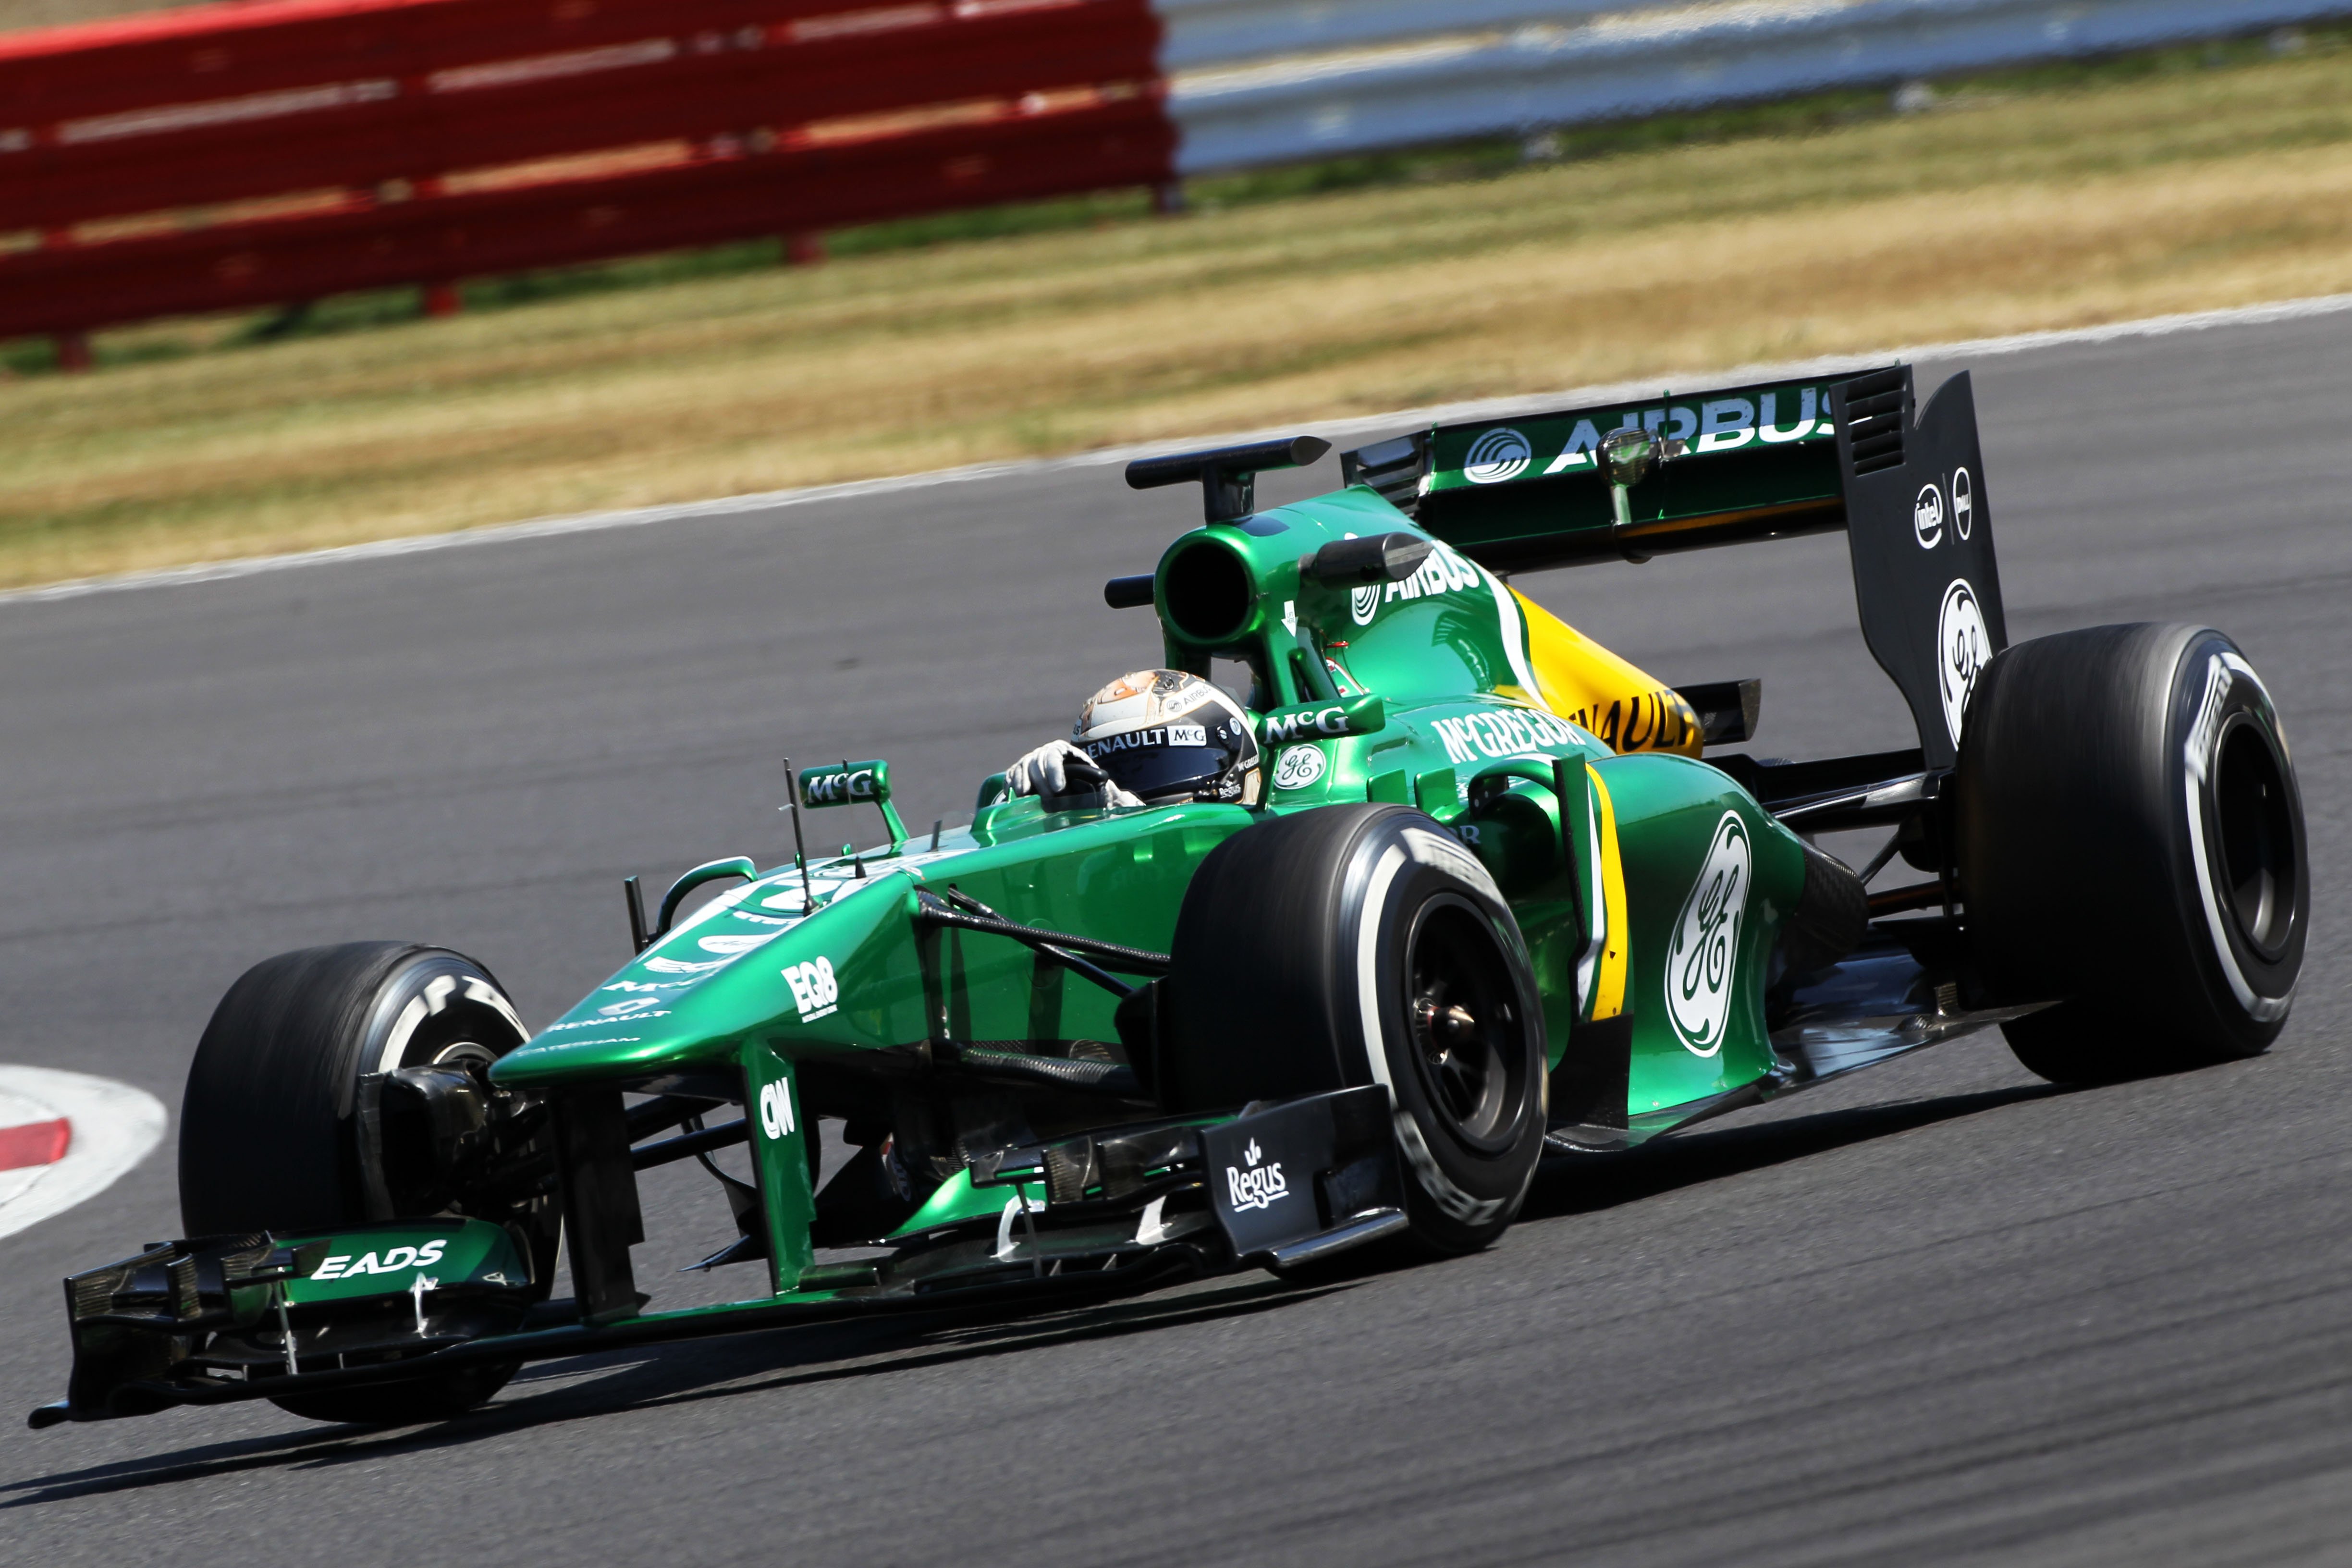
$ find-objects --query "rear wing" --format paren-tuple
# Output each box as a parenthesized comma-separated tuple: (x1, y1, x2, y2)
(1342, 365, 2008, 770)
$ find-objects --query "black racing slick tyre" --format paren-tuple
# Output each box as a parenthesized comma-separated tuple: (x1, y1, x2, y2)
(179, 942, 544, 1424)
(1956, 624, 2306, 1084)
(1163, 805, 1547, 1256)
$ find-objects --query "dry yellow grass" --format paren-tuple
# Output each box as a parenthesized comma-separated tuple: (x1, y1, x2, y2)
(6, 49, 2352, 587)
(0, 0, 197, 30)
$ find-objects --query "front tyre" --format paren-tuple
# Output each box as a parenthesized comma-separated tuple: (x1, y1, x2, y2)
(1164, 805, 1547, 1255)
(1956, 624, 2306, 1083)
(179, 942, 547, 1424)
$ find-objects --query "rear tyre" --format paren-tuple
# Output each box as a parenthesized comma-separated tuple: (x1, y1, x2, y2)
(180, 942, 545, 1424)
(1956, 625, 2306, 1084)
(1164, 805, 1547, 1256)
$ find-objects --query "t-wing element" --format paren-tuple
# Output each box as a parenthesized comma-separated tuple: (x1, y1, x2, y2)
(1125, 435, 1332, 523)
(1830, 367, 2007, 772)
(1674, 679, 1762, 745)
(1301, 531, 1433, 586)
(799, 759, 908, 852)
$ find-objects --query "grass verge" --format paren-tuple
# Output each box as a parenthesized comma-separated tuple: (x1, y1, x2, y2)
(3, 28, 2351, 588)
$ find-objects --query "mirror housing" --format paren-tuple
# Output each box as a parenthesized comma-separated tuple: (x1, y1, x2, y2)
(799, 760, 907, 852)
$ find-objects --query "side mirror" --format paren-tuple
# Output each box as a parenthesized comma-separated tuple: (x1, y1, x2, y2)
(1595, 426, 1659, 489)
(798, 760, 907, 852)
(1596, 427, 1686, 561)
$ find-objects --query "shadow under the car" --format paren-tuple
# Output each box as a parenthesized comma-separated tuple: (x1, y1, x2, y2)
(0, 1276, 1340, 1508)
(1520, 1082, 2061, 1222)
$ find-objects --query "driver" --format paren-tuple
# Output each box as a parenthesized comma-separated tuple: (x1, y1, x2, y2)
(1005, 669, 1261, 811)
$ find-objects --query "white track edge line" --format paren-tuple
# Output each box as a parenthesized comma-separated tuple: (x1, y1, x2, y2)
(10, 289, 2350, 610)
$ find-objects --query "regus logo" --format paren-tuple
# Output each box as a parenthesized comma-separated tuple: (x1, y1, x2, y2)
(1224, 1138, 1289, 1211)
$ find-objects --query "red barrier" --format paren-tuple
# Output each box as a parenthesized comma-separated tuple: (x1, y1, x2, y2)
(0, 96, 1172, 338)
(0, 0, 1172, 344)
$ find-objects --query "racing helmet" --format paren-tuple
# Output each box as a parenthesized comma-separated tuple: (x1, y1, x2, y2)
(1073, 670, 1260, 805)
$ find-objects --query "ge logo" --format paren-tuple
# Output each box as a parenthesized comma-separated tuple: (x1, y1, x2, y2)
(1936, 578, 1991, 746)
(1663, 812, 1751, 1057)
(1913, 483, 1944, 549)
(1272, 744, 1326, 791)
(757, 1079, 796, 1139)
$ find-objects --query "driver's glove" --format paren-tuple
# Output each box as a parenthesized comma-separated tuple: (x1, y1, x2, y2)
(1006, 740, 1142, 810)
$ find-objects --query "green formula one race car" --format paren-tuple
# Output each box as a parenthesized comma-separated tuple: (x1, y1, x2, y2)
(33, 364, 2308, 1430)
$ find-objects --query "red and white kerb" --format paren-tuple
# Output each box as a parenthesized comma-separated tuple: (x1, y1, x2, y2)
(0, 1112, 70, 1173)
(0, 1067, 169, 1243)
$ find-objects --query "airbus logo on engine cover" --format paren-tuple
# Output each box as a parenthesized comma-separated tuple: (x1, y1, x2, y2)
(1351, 540, 1482, 625)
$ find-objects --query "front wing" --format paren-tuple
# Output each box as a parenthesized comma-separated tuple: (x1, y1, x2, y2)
(32, 1088, 1404, 1427)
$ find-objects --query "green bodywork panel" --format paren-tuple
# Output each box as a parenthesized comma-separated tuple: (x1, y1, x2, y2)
(1600, 753, 1805, 1110)
(887, 1167, 1045, 1239)
(282, 1218, 530, 1307)
(741, 1043, 817, 1293)
(489, 467, 1815, 1273)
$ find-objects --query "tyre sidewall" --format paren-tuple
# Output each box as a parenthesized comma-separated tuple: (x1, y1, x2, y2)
(2162, 630, 2305, 1047)
(1960, 623, 2306, 1078)
(182, 943, 534, 1234)
(1331, 812, 1547, 1248)
(358, 950, 532, 1083)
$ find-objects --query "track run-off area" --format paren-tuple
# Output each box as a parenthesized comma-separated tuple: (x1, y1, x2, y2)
(0, 304, 2345, 1566)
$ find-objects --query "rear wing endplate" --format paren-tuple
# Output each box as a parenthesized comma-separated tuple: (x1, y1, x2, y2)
(1342, 365, 2007, 770)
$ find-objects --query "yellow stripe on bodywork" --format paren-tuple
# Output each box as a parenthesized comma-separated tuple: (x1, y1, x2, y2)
(1510, 588, 1703, 757)
(1588, 764, 1629, 1021)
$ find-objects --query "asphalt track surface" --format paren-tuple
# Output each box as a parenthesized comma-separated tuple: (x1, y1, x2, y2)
(0, 312, 2346, 1567)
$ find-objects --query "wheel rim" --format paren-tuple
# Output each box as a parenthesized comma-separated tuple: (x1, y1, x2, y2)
(1403, 897, 1531, 1155)
(2213, 716, 2298, 960)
